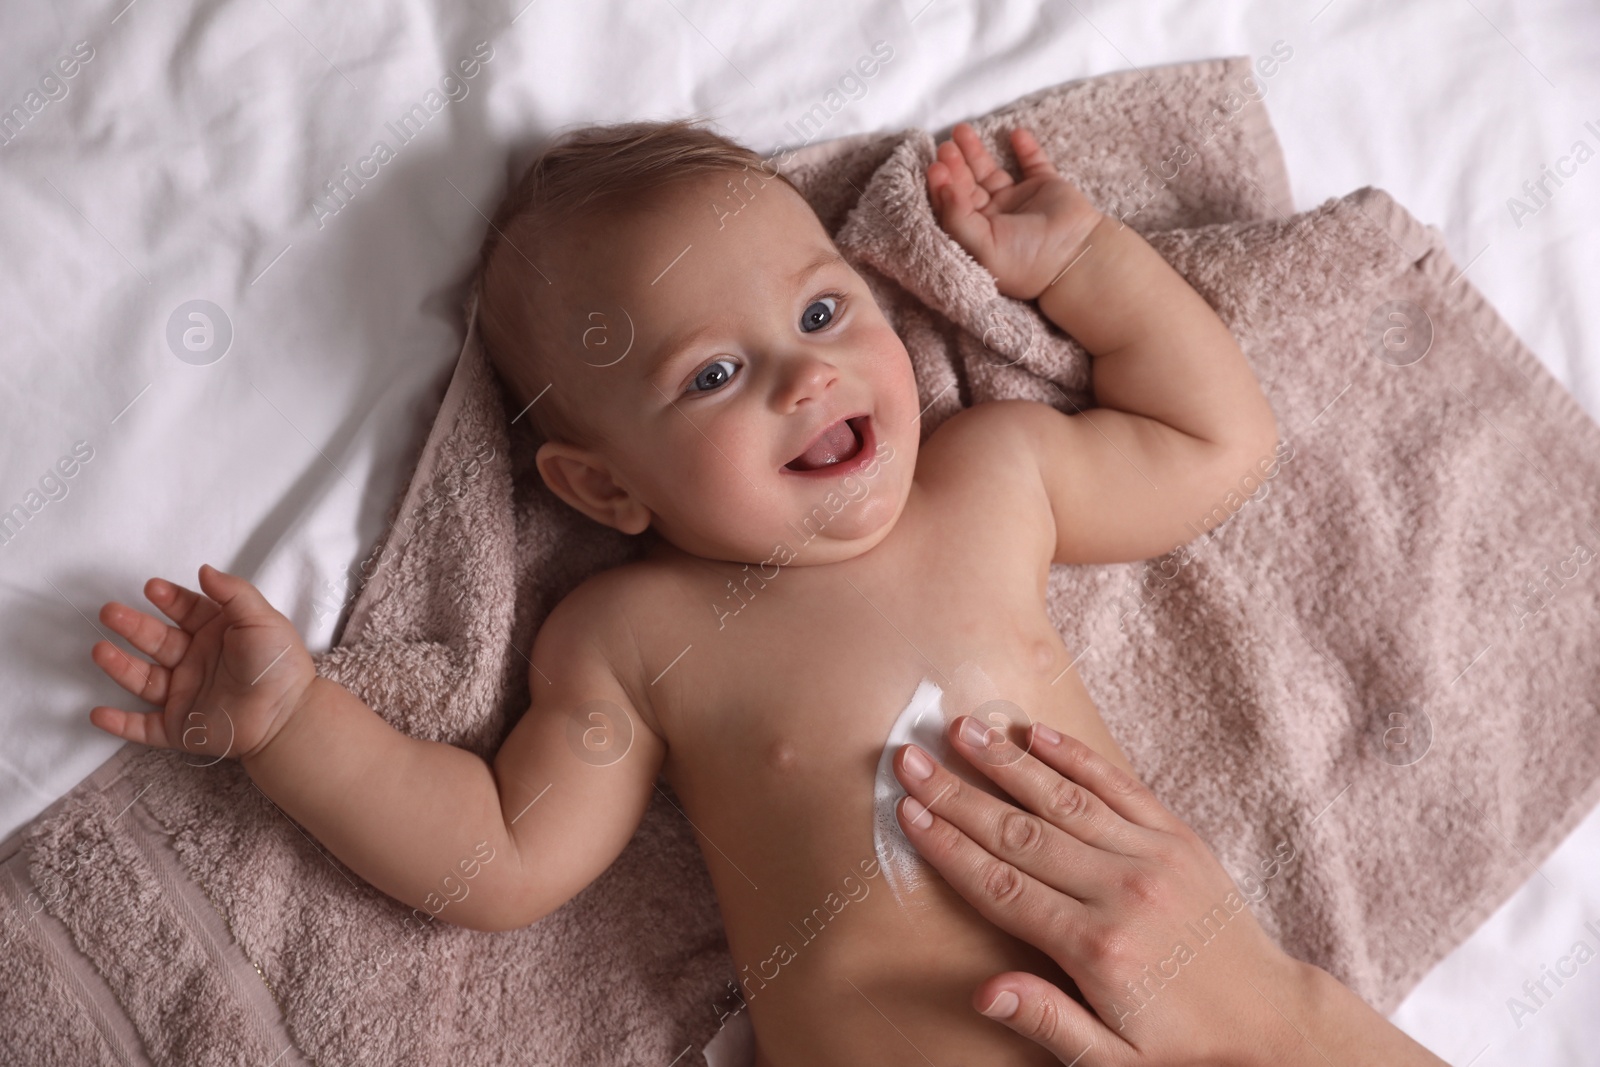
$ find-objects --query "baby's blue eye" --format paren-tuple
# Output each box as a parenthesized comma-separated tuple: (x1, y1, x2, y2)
(690, 358, 738, 393)
(800, 295, 840, 333)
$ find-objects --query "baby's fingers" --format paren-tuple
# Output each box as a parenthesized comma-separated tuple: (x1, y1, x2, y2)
(951, 121, 1013, 195)
(99, 600, 190, 669)
(197, 564, 281, 626)
(933, 140, 991, 210)
(146, 575, 219, 635)
(90, 640, 170, 705)
(928, 159, 996, 262)
(88, 705, 174, 750)
(1009, 127, 1060, 181)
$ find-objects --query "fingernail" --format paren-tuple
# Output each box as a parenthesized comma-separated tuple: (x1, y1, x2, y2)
(959, 716, 989, 747)
(980, 990, 1020, 1019)
(901, 796, 932, 829)
(1033, 722, 1062, 746)
(902, 744, 934, 780)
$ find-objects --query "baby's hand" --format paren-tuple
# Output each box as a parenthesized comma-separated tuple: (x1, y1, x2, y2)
(88, 565, 317, 762)
(926, 123, 1104, 301)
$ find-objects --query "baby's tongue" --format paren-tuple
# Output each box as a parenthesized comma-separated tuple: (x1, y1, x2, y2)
(788, 420, 857, 470)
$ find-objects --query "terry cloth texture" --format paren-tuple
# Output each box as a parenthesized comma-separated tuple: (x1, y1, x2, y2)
(5, 56, 1599, 1066)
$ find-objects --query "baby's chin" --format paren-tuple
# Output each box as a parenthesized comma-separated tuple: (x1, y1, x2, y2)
(658, 480, 908, 567)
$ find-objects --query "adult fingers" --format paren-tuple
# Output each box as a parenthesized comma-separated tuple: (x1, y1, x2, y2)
(895, 792, 1094, 963)
(947, 716, 1177, 831)
(98, 600, 191, 669)
(945, 717, 1156, 859)
(1020, 723, 1181, 834)
(89, 640, 169, 706)
(146, 575, 219, 635)
(895, 743, 1120, 900)
(973, 970, 1128, 1066)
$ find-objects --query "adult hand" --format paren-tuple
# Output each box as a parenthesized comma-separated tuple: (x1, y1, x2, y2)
(892, 718, 1446, 1067)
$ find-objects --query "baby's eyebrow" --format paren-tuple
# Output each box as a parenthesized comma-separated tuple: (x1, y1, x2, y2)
(644, 247, 847, 389)
(788, 248, 845, 285)
(643, 320, 723, 392)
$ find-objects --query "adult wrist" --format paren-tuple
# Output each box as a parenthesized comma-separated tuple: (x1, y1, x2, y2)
(1245, 958, 1336, 1067)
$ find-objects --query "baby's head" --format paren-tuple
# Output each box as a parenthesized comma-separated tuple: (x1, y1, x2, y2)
(474, 119, 922, 566)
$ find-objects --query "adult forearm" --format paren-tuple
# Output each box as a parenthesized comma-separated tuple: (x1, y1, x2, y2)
(239, 676, 522, 931)
(1255, 961, 1447, 1067)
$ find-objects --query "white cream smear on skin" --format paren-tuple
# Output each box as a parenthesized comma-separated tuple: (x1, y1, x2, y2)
(872, 663, 1013, 925)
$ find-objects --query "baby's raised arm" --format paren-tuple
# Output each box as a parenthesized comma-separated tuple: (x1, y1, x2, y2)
(928, 123, 1279, 565)
(89, 565, 664, 933)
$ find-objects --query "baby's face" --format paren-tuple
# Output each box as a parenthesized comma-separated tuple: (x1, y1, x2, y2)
(540, 170, 922, 565)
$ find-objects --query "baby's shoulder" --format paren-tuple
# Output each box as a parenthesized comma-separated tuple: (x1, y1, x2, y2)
(540, 551, 688, 647)
(916, 398, 1054, 492)
(912, 400, 1059, 563)
(531, 552, 689, 732)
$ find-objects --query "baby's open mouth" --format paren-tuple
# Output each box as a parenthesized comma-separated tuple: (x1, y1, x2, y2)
(785, 415, 868, 472)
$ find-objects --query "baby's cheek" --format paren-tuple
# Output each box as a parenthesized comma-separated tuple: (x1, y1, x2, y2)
(670, 430, 764, 511)
(876, 336, 922, 420)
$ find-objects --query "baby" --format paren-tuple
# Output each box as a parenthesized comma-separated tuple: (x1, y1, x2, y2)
(89, 118, 1278, 1065)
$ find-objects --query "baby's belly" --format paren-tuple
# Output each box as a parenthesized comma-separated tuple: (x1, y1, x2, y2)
(667, 665, 1124, 1067)
(737, 871, 1075, 1067)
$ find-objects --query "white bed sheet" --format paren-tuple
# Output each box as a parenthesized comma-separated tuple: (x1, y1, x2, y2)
(2, 1, 1596, 1062)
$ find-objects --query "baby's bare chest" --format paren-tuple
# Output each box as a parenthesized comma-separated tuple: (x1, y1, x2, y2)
(641, 515, 1087, 817)
(618, 481, 1128, 1058)
(631, 522, 1116, 1056)
(686, 572, 1060, 748)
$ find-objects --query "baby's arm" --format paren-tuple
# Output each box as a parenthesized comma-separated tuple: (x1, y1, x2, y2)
(928, 123, 1279, 564)
(89, 565, 663, 933)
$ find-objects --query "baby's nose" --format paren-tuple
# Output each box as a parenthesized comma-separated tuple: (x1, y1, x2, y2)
(775, 352, 839, 407)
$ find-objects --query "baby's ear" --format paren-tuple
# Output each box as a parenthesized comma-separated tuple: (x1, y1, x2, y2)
(534, 441, 653, 535)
